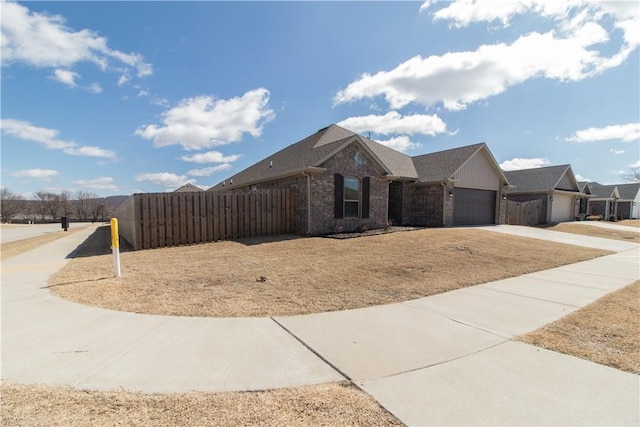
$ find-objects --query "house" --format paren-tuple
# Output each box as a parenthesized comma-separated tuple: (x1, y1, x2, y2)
(174, 183, 203, 192)
(577, 181, 593, 218)
(208, 124, 509, 235)
(587, 182, 640, 220)
(586, 184, 620, 220)
(616, 183, 640, 219)
(504, 164, 585, 223)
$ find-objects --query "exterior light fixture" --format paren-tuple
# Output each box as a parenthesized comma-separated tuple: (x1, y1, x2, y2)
(448, 189, 454, 197)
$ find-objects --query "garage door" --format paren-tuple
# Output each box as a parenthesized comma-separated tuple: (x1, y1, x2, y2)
(453, 188, 496, 225)
(551, 193, 574, 223)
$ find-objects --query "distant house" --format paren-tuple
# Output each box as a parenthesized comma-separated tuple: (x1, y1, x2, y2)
(174, 183, 203, 192)
(587, 182, 640, 220)
(208, 124, 509, 235)
(586, 184, 620, 220)
(616, 183, 640, 219)
(504, 165, 585, 223)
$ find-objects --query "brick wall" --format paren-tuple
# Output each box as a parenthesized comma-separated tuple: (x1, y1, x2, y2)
(310, 143, 388, 234)
(406, 184, 445, 226)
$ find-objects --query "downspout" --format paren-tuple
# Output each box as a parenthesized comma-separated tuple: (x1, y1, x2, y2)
(302, 171, 311, 235)
(441, 182, 448, 226)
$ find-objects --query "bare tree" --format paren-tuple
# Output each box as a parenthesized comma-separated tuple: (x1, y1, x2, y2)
(34, 191, 63, 221)
(623, 167, 640, 183)
(0, 188, 27, 223)
(73, 191, 99, 220)
(59, 190, 73, 218)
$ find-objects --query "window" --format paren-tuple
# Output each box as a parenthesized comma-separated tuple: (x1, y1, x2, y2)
(344, 176, 360, 218)
(334, 174, 370, 219)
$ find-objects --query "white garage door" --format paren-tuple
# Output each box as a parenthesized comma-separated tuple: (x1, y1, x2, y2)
(551, 194, 574, 223)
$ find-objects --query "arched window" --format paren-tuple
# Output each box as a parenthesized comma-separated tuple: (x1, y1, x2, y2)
(334, 174, 370, 219)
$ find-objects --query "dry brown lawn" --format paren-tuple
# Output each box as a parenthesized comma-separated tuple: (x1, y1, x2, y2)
(519, 281, 640, 374)
(0, 381, 401, 426)
(49, 227, 611, 317)
(538, 222, 640, 243)
(0, 226, 87, 261)
(617, 219, 640, 228)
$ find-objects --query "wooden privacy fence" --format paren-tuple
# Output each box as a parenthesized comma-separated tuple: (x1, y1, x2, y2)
(113, 189, 295, 250)
(505, 199, 544, 226)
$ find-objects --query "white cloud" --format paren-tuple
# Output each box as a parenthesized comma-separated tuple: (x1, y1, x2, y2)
(337, 111, 449, 136)
(630, 160, 640, 168)
(1, 2, 152, 84)
(610, 148, 625, 155)
(375, 135, 421, 152)
(51, 68, 78, 87)
(187, 164, 232, 177)
(180, 151, 241, 164)
(117, 74, 128, 86)
(1, 118, 117, 159)
(88, 83, 102, 94)
(500, 157, 551, 171)
(565, 123, 640, 142)
(72, 176, 118, 192)
(135, 172, 195, 189)
(11, 168, 59, 179)
(338, 1, 638, 111)
(135, 88, 275, 150)
(574, 173, 590, 182)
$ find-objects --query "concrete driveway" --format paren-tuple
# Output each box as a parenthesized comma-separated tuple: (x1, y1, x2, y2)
(2, 224, 638, 425)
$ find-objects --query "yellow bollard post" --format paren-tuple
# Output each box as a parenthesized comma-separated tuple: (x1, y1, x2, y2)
(110, 218, 121, 277)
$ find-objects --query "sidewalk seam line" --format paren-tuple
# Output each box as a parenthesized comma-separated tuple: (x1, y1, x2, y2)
(270, 317, 350, 382)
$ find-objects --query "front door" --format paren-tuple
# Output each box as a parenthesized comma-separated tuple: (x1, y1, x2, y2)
(388, 181, 403, 225)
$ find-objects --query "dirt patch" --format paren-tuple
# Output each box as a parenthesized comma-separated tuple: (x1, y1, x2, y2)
(0, 227, 87, 261)
(49, 227, 611, 317)
(0, 381, 401, 426)
(519, 281, 640, 374)
(538, 223, 639, 242)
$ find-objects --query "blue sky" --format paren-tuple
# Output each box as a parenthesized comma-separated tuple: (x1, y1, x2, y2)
(1, 0, 639, 197)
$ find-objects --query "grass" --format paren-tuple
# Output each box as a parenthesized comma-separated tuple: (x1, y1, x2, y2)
(617, 219, 640, 228)
(538, 222, 639, 242)
(519, 281, 640, 375)
(3, 223, 636, 425)
(0, 381, 402, 426)
(49, 227, 611, 317)
(0, 226, 87, 261)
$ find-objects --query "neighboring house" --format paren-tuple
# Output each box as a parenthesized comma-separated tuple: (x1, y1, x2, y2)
(586, 184, 620, 220)
(208, 124, 509, 235)
(504, 164, 585, 223)
(174, 183, 203, 192)
(616, 183, 640, 219)
(577, 181, 593, 218)
(587, 182, 640, 220)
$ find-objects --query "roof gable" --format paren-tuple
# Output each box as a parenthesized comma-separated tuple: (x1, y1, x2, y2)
(174, 183, 203, 192)
(616, 183, 640, 200)
(504, 164, 580, 193)
(589, 184, 620, 199)
(412, 143, 506, 185)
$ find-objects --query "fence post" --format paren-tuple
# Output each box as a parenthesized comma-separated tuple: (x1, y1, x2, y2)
(111, 218, 121, 277)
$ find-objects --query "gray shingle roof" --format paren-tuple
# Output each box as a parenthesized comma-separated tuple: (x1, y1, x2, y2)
(412, 143, 487, 183)
(208, 124, 499, 191)
(504, 164, 579, 193)
(588, 184, 618, 199)
(174, 183, 203, 192)
(614, 183, 640, 200)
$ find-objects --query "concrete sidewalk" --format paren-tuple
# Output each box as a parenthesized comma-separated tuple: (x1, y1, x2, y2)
(2, 225, 638, 425)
